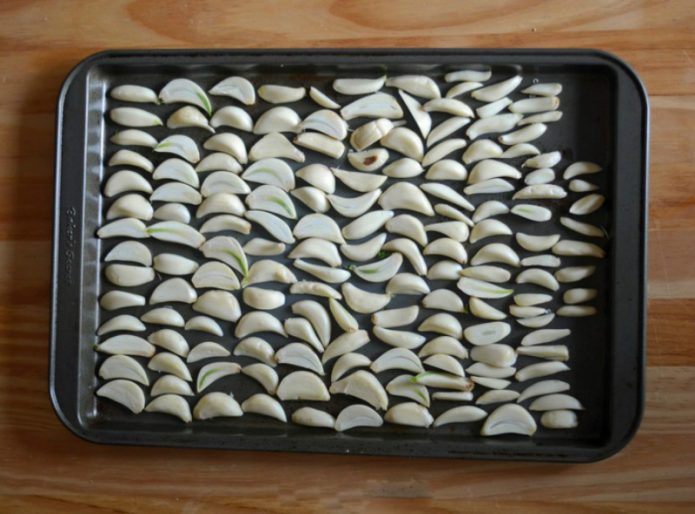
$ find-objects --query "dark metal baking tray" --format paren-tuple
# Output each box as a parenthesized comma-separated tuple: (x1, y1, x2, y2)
(50, 49, 648, 461)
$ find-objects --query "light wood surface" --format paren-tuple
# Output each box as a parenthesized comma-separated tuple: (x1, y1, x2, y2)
(1, 0, 694, 511)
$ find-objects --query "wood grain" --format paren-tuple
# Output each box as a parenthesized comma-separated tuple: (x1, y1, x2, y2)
(0, 0, 694, 511)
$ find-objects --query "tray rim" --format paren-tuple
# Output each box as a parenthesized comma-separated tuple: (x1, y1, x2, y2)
(50, 48, 648, 462)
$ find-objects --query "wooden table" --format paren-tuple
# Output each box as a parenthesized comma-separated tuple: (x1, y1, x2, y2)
(1, 1, 694, 511)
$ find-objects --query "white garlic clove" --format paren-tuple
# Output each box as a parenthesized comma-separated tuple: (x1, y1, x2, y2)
(385, 215, 428, 246)
(560, 217, 605, 238)
(294, 258, 351, 284)
(469, 219, 513, 243)
(457, 277, 514, 299)
(411, 371, 473, 391)
(334, 404, 382, 431)
(253, 106, 301, 134)
(152, 253, 199, 276)
(145, 394, 192, 422)
(427, 260, 463, 281)
(516, 268, 560, 291)
(386, 273, 431, 295)
(333, 75, 386, 95)
(330, 370, 388, 410)
(476, 97, 512, 118)
(399, 90, 431, 138)
(352, 253, 403, 282)
(246, 185, 296, 219)
(111, 84, 158, 103)
(342, 210, 394, 240)
(147, 220, 204, 248)
(514, 293, 554, 307)
(196, 361, 241, 392)
(445, 81, 483, 98)
(466, 113, 522, 140)
(110, 107, 163, 128)
(291, 187, 330, 213)
(195, 152, 242, 173)
(96, 335, 154, 357)
(434, 203, 474, 225)
(292, 407, 335, 428)
(200, 236, 248, 277)
(242, 363, 279, 394)
(555, 265, 596, 283)
(516, 233, 561, 252)
(97, 314, 146, 336)
(104, 263, 154, 287)
(296, 163, 336, 194)
(99, 355, 149, 385)
(470, 243, 520, 267)
(569, 179, 600, 193)
(151, 182, 202, 206)
(192, 290, 241, 322)
(340, 92, 403, 120)
(234, 311, 286, 338)
(552, 240, 605, 258)
(470, 344, 516, 367)
(245, 210, 295, 244)
(209, 76, 255, 105)
(418, 336, 468, 359)
(331, 167, 387, 193)
(423, 98, 473, 117)
(481, 404, 536, 436)
(160, 78, 211, 114)
(155, 134, 200, 163)
(275, 342, 324, 375)
(201, 171, 250, 196)
(140, 307, 185, 327)
(153, 158, 199, 188)
(258, 84, 305, 104)
(424, 238, 467, 263)
(211, 106, 253, 132)
(234, 337, 275, 366)
(472, 76, 523, 102)
(371, 347, 423, 374)
(96, 379, 146, 414)
(350, 118, 394, 151)
(342, 282, 392, 314)
(290, 281, 341, 299)
(423, 354, 465, 376)
(510, 203, 552, 222)
(418, 313, 463, 338)
(289, 238, 342, 267)
(347, 148, 389, 172)
(104, 170, 153, 197)
(424, 159, 467, 181)
(420, 182, 474, 211)
(380, 127, 424, 160)
(148, 352, 191, 381)
(434, 406, 487, 427)
(472, 200, 509, 223)
(153, 203, 191, 223)
(322, 330, 370, 364)
(193, 392, 243, 420)
(422, 139, 467, 167)
(385, 402, 433, 428)
(277, 371, 329, 401)
(241, 394, 286, 422)
(557, 305, 597, 317)
(517, 344, 569, 361)
(294, 132, 345, 159)
(517, 313, 555, 328)
(329, 298, 359, 333)
(242, 238, 286, 257)
(204, 133, 248, 163)
(569, 194, 605, 215)
(373, 326, 425, 350)
(328, 189, 381, 218)
(167, 106, 213, 132)
(200, 214, 251, 236)
(100, 291, 146, 311)
(563, 161, 602, 180)
(192, 261, 241, 291)
(463, 321, 511, 346)
(445, 68, 491, 83)
(515, 361, 570, 382)
(309, 86, 340, 109)
(147, 329, 190, 358)
(242, 158, 295, 191)
(104, 240, 152, 266)
(421, 289, 465, 313)
(187, 342, 231, 363)
(109, 149, 154, 172)
(469, 297, 507, 320)
(371, 305, 419, 328)
(293, 213, 345, 244)
(185, 316, 223, 337)
(517, 379, 570, 403)
(386, 75, 440, 99)
(468, 159, 521, 184)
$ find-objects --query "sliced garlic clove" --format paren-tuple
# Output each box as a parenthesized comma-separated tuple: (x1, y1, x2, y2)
(517, 379, 570, 403)
(195, 152, 242, 173)
(104, 170, 153, 197)
(105, 240, 152, 266)
(234, 337, 275, 366)
(192, 290, 241, 322)
(96, 379, 145, 414)
(516, 361, 569, 382)
(292, 407, 335, 428)
(385, 214, 428, 246)
(371, 347, 423, 374)
(276, 342, 324, 375)
(445, 81, 483, 98)
(420, 182, 474, 211)
(241, 394, 287, 422)
(140, 307, 186, 327)
(147, 220, 204, 248)
(371, 305, 419, 328)
(424, 159, 467, 181)
(510, 203, 552, 222)
(235, 311, 286, 338)
(193, 392, 242, 420)
(200, 171, 250, 196)
(411, 371, 473, 391)
(148, 351, 191, 381)
(96, 335, 154, 357)
(209, 76, 255, 105)
(469, 218, 513, 243)
(211, 105, 253, 131)
(347, 148, 389, 172)
(466, 113, 522, 140)
(569, 194, 605, 215)
(328, 189, 381, 218)
(104, 263, 154, 287)
(253, 106, 301, 134)
(242, 363, 279, 394)
(434, 406, 487, 427)
(340, 93, 403, 120)
(422, 139, 467, 167)
(422, 289, 465, 313)
(258, 84, 305, 104)
(469, 297, 507, 320)
(470, 243, 520, 267)
(289, 238, 341, 267)
(335, 404, 382, 431)
(418, 313, 463, 338)
(145, 394, 192, 422)
(187, 342, 231, 363)
(481, 404, 536, 436)
(200, 235, 248, 277)
(352, 253, 403, 282)
(472, 200, 509, 223)
(552, 240, 605, 258)
(386, 75, 440, 99)
(195, 361, 241, 392)
(322, 330, 370, 364)
(99, 355, 149, 385)
(342, 210, 394, 240)
(100, 291, 146, 311)
(331, 167, 387, 193)
(386, 273, 431, 295)
(329, 298, 359, 333)
(342, 283, 392, 314)
(399, 91, 431, 138)
(330, 370, 388, 410)
(373, 326, 425, 350)
(245, 210, 295, 244)
(423, 354, 464, 376)
(109, 149, 154, 172)
(385, 402, 433, 428)
(204, 133, 248, 163)
(167, 106, 213, 132)
(309, 86, 340, 109)
(464, 321, 511, 346)
(341, 234, 387, 263)
(242, 238, 286, 257)
(427, 260, 463, 281)
(242, 286, 285, 310)
(111, 84, 158, 103)
(97, 314, 146, 336)
(110, 107, 163, 128)
(290, 281, 341, 299)
(457, 277, 513, 299)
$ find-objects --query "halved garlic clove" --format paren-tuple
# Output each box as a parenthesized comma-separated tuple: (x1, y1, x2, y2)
(290, 281, 341, 299)
(148, 351, 191, 381)
(96, 379, 145, 414)
(335, 404, 382, 431)
(516, 361, 569, 382)
(200, 236, 248, 277)
(341, 234, 387, 263)
(100, 291, 146, 311)
(371, 347, 423, 374)
(258, 84, 305, 104)
(196, 152, 242, 173)
(187, 342, 231, 363)
(193, 392, 242, 420)
(466, 113, 522, 140)
(196, 361, 241, 392)
(242, 363, 279, 394)
(275, 342, 324, 375)
(140, 307, 185, 327)
(422, 139, 467, 167)
(109, 149, 154, 172)
(469, 219, 513, 243)
(104, 263, 154, 287)
(97, 314, 146, 336)
(332, 167, 387, 193)
(277, 371, 329, 401)
(104, 170, 152, 197)
(309, 86, 340, 109)
(209, 76, 256, 105)
(211, 106, 253, 132)
(433, 406, 487, 427)
(241, 394, 287, 422)
(192, 290, 241, 322)
(463, 321, 511, 346)
(352, 253, 403, 282)
(420, 182, 474, 211)
(457, 277, 513, 299)
(253, 106, 301, 134)
(147, 220, 205, 248)
(422, 289, 465, 313)
(243, 238, 286, 256)
(399, 90, 431, 139)
(322, 330, 369, 364)
(340, 93, 403, 120)
(111, 84, 158, 103)
(292, 407, 335, 428)
(99, 355, 149, 385)
(385, 402, 433, 428)
(235, 311, 286, 338)
(110, 107, 163, 127)
(242, 286, 285, 310)
(330, 370, 388, 410)
(145, 394, 192, 422)
(234, 337, 275, 366)
(342, 210, 394, 240)
(386, 273, 431, 295)
(385, 215, 428, 246)
(167, 106, 213, 132)
(481, 404, 536, 436)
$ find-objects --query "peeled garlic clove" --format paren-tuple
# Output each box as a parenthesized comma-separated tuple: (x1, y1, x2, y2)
(569, 179, 600, 193)
(446, 68, 491, 82)
(294, 132, 345, 159)
(159, 77, 210, 113)
(167, 106, 213, 132)
(151, 182, 202, 206)
(200, 171, 250, 196)
(511, 203, 552, 222)
(294, 258, 350, 284)
(434, 204, 474, 226)
(243, 238, 286, 257)
(143, 394, 192, 423)
(560, 217, 604, 238)
(385, 215, 428, 246)
(552, 240, 605, 258)
(100, 291, 146, 311)
(187, 342, 231, 363)
(510, 305, 550, 319)
(241, 363, 278, 394)
(293, 213, 344, 244)
(242, 158, 295, 191)
(209, 76, 255, 105)
(253, 106, 301, 134)
(275, 343, 324, 375)
(258, 84, 305, 104)
(331, 167, 387, 193)
(420, 182, 474, 211)
(464, 321, 511, 346)
(445, 81, 483, 98)
(386, 374, 430, 406)
(569, 194, 605, 215)
(425, 159, 467, 181)
(292, 407, 335, 428)
(541, 410, 578, 429)
(295, 163, 336, 194)
(421, 289, 465, 313)
(427, 260, 463, 281)
(347, 148, 389, 172)
(241, 394, 286, 422)
(476, 97, 512, 118)
(463, 178, 514, 195)
(423, 98, 473, 117)
(155, 134, 201, 163)
(235, 311, 286, 338)
(457, 277, 513, 299)
(342, 283, 392, 314)
(276, 371, 329, 402)
(520, 328, 570, 347)
(470, 243, 520, 267)
(185, 316, 223, 337)
(96, 334, 154, 357)
(386, 74, 440, 99)
(350, 118, 394, 151)
(509, 96, 560, 114)
(516, 233, 561, 252)
(291, 300, 332, 346)
(148, 351, 191, 381)
(196, 152, 242, 173)
(501, 142, 541, 158)
(111, 84, 158, 103)
(342, 210, 394, 240)
(418, 313, 463, 338)
(282, 318, 324, 357)
(473, 376, 511, 390)
(289, 238, 341, 267)
(292, 187, 329, 213)
(466, 113, 522, 140)
(517, 344, 569, 361)
(434, 406, 487, 427)
(333, 75, 385, 95)
(555, 265, 596, 283)
(515, 268, 560, 291)
(195, 361, 241, 392)
(200, 235, 248, 277)
(211, 105, 253, 131)
(99, 355, 149, 385)
(152, 253, 199, 276)
(330, 370, 388, 410)
(424, 238, 467, 263)
(340, 93, 403, 120)
(242, 287, 285, 310)
(524, 168, 555, 185)
(522, 254, 561, 267)
(411, 371, 473, 391)
(422, 139, 467, 167)
(513, 184, 568, 200)
(523, 151, 562, 170)
(472, 200, 509, 223)
(373, 326, 425, 350)
(104, 263, 154, 287)
(147, 221, 204, 248)
(399, 90, 431, 138)
(472, 75, 522, 102)
(200, 214, 251, 236)
(246, 184, 296, 219)
(299, 109, 348, 140)
(352, 253, 403, 282)
(96, 379, 145, 414)
(204, 133, 248, 163)
(322, 330, 369, 364)
(385, 402, 433, 428)
(105, 240, 151, 266)
(234, 337, 275, 366)
(328, 189, 381, 218)
(379, 127, 424, 160)
(563, 161, 602, 180)
(418, 336, 468, 359)
(245, 210, 295, 244)
(149, 278, 197, 305)
(469, 219, 513, 243)
(371, 305, 419, 328)
(380, 182, 436, 214)
(109, 149, 154, 172)
(517, 379, 570, 403)
(153, 159, 199, 189)
(514, 293, 553, 307)
(329, 354, 371, 385)
(423, 354, 464, 376)
(329, 298, 359, 334)
(104, 170, 152, 198)
(192, 392, 242, 420)
(563, 288, 598, 305)
(309, 86, 340, 109)
(110, 107, 163, 127)
(469, 297, 506, 320)
(516, 361, 569, 382)
(290, 281, 341, 299)
(386, 273, 431, 295)
(470, 344, 516, 368)
(153, 203, 190, 223)
(97, 314, 145, 336)
(481, 404, 536, 436)
(335, 404, 382, 431)
(517, 313, 555, 328)
(371, 347, 423, 374)
(557, 305, 597, 317)
(140, 307, 185, 327)
(468, 159, 521, 184)
(427, 117, 472, 148)
(192, 290, 241, 322)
